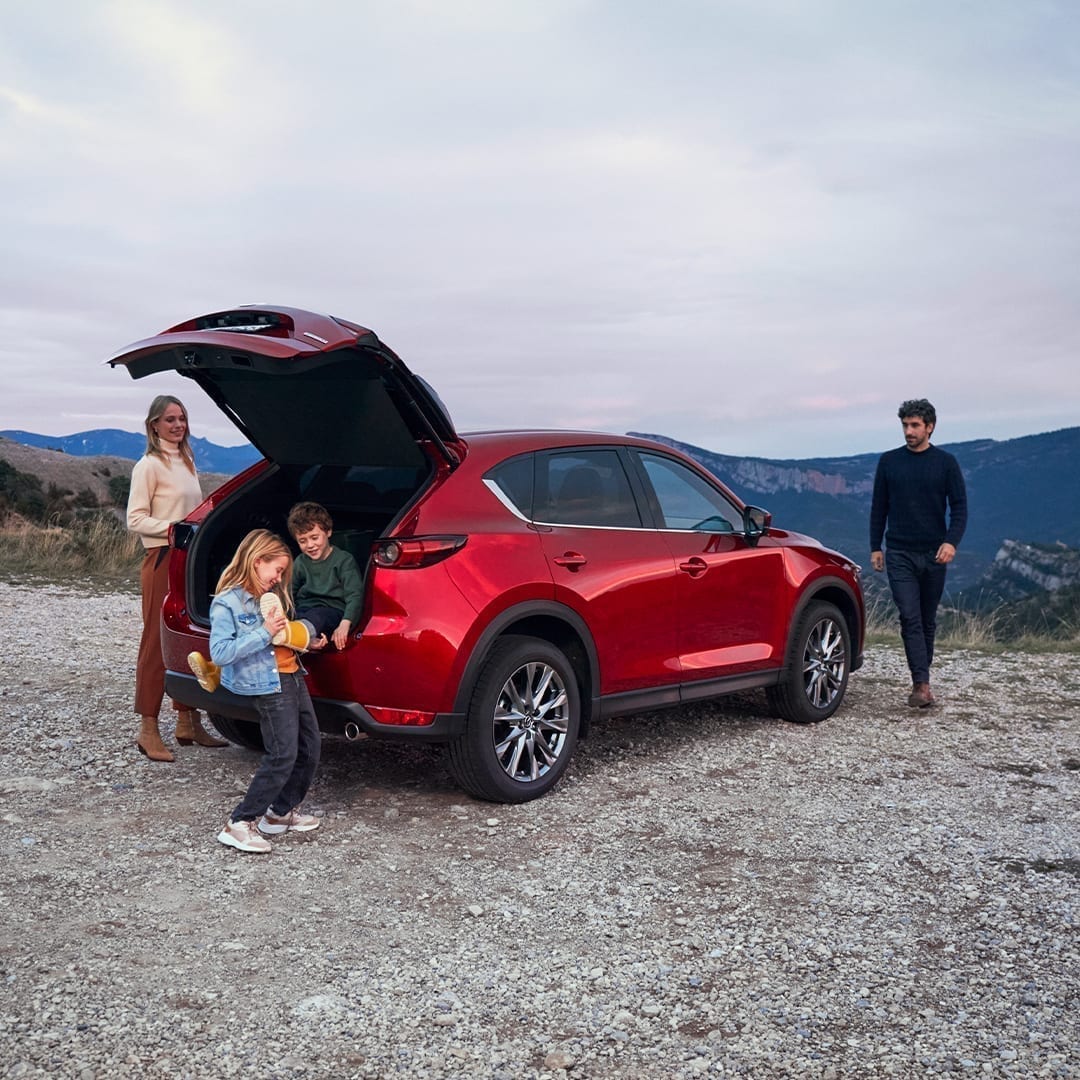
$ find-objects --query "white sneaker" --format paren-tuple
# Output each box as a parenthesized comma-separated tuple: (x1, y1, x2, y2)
(217, 818, 273, 853)
(258, 807, 321, 835)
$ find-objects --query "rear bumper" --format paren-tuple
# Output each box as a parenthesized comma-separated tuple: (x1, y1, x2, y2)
(165, 672, 466, 742)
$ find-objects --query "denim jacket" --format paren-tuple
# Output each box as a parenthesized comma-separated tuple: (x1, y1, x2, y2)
(209, 586, 280, 696)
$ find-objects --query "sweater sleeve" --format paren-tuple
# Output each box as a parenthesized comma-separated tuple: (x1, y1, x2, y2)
(944, 456, 968, 547)
(337, 550, 365, 625)
(127, 457, 170, 542)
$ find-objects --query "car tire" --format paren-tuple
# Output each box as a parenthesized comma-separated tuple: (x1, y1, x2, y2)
(447, 635, 581, 804)
(206, 713, 265, 752)
(766, 600, 850, 724)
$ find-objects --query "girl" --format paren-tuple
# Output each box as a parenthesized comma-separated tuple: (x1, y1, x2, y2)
(127, 394, 225, 760)
(210, 529, 322, 854)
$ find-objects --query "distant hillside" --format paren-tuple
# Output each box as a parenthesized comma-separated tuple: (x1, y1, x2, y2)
(7, 424, 1080, 595)
(0, 437, 229, 507)
(0, 429, 260, 475)
(631, 426, 1080, 592)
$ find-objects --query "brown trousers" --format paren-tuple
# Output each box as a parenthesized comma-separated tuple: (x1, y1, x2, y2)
(134, 547, 189, 717)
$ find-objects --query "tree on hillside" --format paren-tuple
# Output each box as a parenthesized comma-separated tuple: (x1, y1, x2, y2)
(0, 458, 48, 522)
(108, 475, 130, 507)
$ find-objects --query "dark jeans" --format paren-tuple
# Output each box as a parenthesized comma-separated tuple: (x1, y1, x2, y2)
(885, 548, 948, 684)
(297, 605, 343, 638)
(232, 671, 321, 822)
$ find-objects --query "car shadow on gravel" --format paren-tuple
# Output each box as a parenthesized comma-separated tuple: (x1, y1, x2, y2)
(306, 690, 784, 807)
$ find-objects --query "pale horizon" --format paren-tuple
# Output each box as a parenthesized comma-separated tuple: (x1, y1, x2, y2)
(3, 3, 1078, 459)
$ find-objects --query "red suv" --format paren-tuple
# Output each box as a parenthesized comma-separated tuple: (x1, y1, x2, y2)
(110, 306, 865, 803)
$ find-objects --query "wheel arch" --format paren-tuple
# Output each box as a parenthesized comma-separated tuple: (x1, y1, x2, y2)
(451, 602, 599, 737)
(789, 578, 864, 671)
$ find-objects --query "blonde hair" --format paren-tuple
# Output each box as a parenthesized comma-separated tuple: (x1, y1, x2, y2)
(144, 394, 197, 474)
(214, 529, 294, 612)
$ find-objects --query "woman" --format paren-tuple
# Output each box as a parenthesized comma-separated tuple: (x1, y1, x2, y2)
(127, 395, 227, 760)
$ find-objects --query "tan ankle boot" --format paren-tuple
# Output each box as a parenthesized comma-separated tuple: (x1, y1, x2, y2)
(136, 717, 175, 762)
(175, 709, 228, 748)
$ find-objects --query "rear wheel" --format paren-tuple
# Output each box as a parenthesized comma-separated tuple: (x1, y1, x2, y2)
(207, 713, 264, 752)
(766, 601, 850, 724)
(447, 636, 581, 803)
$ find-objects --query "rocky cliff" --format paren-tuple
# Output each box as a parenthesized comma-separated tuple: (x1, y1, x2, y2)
(973, 540, 1080, 604)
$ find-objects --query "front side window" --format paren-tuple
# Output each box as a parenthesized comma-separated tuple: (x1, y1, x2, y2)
(639, 453, 741, 532)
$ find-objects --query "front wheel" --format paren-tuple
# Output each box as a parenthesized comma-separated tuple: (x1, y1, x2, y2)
(766, 601, 850, 724)
(446, 636, 581, 803)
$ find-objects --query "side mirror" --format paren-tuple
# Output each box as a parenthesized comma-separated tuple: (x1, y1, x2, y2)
(742, 505, 772, 547)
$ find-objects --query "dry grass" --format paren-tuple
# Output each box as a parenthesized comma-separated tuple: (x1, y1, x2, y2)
(0, 514, 141, 589)
(865, 588, 1079, 654)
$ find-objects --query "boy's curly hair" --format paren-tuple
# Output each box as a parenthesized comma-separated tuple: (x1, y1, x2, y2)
(897, 399, 936, 426)
(287, 500, 333, 537)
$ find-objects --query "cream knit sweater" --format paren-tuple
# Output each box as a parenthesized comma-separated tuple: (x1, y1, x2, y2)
(126, 449, 202, 549)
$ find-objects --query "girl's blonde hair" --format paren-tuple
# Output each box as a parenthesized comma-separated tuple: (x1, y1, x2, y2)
(144, 394, 197, 474)
(214, 529, 294, 612)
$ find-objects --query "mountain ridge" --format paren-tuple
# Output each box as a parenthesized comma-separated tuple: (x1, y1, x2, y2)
(630, 426, 1080, 592)
(5, 425, 1079, 594)
(0, 428, 260, 476)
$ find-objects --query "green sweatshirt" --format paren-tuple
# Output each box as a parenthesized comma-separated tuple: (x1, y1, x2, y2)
(293, 546, 364, 625)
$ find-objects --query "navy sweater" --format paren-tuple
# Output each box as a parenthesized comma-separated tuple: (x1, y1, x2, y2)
(869, 444, 967, 553)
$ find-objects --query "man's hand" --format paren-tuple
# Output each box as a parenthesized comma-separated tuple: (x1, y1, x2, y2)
(870, 550, 884, 572)
(935, 543, 956, 564)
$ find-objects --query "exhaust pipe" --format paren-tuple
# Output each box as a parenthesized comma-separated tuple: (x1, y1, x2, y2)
(344, 722, 362, 741)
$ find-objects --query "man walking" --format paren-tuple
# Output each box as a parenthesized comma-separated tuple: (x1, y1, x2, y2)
(870, 399, 968, 707)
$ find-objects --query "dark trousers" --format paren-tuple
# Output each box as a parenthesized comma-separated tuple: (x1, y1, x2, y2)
(297, 605, 343, 638)
(885, 549, 948, 684)
(232, 672, 321, 822)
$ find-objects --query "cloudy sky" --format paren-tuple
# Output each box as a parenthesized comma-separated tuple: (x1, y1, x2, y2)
(3, 1, 1078, 460)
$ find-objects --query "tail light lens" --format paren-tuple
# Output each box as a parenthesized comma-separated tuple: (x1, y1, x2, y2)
(372, 535, 467, 569)
(367, 706, 437, 727)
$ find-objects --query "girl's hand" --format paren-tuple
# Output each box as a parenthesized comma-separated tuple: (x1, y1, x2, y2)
(264, 609, 287, 636)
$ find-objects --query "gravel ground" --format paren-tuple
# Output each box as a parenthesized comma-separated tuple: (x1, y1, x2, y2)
(1, 579, 1078, 1079)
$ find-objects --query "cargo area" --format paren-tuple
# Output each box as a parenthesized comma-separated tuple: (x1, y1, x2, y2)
(182, 459, 431, 623)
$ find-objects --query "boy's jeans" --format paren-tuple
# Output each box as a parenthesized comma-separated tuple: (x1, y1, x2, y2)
(296, 604, 344, 639)
(885, 548, 947, 685)
(232, 672, 321, 822)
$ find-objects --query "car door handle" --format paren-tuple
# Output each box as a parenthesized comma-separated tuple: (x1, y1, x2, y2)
(553, 552, 588, 570)
(678, 557, 708, 578)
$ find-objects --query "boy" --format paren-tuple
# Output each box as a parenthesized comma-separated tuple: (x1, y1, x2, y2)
(286, 501, 365, 651)
(187, 500, 362, 694)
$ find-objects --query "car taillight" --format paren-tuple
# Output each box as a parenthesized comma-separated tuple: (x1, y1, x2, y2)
(372, 535, 466, 569)
(367, 706, 437, 727)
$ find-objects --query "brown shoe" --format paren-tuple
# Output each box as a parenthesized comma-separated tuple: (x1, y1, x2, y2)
(175, 709, 228, 748)
(136, 716, 175, 762)
(907, 682, 935, 708)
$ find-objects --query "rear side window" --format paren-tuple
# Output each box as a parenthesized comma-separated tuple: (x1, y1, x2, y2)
(539, 450, 641, 527)
(487, 454, 535, 517)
